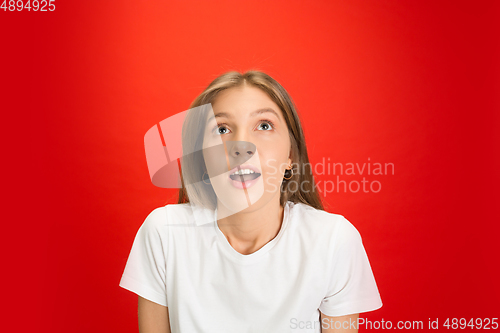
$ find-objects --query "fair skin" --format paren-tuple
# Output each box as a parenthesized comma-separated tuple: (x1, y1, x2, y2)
(138, 85, 359, 332)
(138, 297, 170, 333)
(203, 84, 292, 254)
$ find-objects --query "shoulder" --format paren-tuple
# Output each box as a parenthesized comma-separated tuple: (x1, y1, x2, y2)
(140, 203, 195, 232)
(288, 201, 362, 243)
(289, 201, 356, 231)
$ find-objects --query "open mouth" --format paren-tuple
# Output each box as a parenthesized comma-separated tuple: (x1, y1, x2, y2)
(229, 172, 262, 182)
(228, 165, 262, 185)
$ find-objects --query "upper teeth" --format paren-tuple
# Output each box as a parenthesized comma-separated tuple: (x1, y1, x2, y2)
(231, 169, 256, 176)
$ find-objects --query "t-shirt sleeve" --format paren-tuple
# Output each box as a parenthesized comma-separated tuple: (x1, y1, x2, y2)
(319, 216, 383, 317)
(119, 207, 168, 307)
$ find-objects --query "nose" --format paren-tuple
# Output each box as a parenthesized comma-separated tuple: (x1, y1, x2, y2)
(226, 141, 256, 167)
(229, 140, 255, 157)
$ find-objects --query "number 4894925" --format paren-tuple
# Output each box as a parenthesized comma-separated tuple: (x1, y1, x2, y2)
(1, 0, 56, 11)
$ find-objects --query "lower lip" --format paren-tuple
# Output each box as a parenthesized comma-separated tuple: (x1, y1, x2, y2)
(229, 175, 261, 189)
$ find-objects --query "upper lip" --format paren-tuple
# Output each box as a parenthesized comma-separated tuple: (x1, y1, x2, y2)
(228, 164, 261, 176)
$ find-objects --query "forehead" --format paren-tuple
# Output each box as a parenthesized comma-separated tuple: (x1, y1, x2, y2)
(209, 85, 284, 121)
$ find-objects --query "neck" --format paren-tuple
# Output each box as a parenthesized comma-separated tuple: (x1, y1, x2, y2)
(216, 196, 285, 255)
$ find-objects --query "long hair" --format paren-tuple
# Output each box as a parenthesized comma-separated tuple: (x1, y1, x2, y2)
(177, 70, 324, 211)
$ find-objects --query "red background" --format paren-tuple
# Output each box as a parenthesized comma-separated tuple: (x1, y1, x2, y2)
(2, 0, 499, 331)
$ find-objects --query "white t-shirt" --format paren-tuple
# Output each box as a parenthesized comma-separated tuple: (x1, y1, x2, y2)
(119, 201, 382, 332)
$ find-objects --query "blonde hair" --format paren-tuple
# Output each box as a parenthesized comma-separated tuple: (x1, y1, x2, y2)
(177, 70, 324, 211)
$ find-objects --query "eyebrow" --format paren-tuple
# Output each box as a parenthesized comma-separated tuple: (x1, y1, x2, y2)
(207, 108, 280, 123)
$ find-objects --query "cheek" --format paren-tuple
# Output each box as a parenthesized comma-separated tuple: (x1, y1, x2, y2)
(259, 149, 289, 181)
(203, 142, 230, 176)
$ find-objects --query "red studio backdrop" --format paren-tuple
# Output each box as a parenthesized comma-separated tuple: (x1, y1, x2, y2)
(2, 0, 499, 332)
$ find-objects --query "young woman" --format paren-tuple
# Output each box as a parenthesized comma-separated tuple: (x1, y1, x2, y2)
(120, 71, 382, 332)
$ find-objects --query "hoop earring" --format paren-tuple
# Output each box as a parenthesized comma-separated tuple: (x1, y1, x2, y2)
(283, 165, 293, 180)
(202, 171, 211, 185)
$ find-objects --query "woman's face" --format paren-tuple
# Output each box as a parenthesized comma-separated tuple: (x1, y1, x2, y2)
(202, 85, 292, 216)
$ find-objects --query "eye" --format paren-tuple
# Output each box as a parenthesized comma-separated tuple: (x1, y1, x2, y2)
(214, 123, 230, 135)
(257, 120, 275, 131)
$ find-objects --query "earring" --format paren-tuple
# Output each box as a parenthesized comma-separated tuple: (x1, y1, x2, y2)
(283, 165, 293, 180)
(202, 171, 211, 184)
